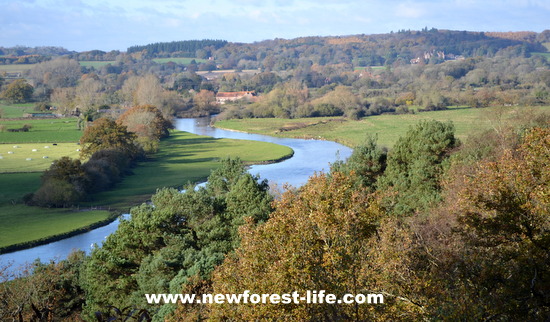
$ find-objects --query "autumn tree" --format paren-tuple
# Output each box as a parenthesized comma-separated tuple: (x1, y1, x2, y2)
(118, 105, 173, 139)
(74, 77, 104, 113)
(0, 251, 86, 321)
(50, 87, 76, 115)
(0, 79, 34, 103)
(199, 172, 395, 320)
(117, 105, 173, 153)
(447, 127, 550, 319)
(310, 85, 361, 118)
(192, 89, 217, 116)
(135, 74, 164, 108)
(79, 117, 139, 159)
(29, 57, 82, 89)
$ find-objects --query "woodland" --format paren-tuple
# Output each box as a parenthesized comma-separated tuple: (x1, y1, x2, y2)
(0, 28, 549, 320)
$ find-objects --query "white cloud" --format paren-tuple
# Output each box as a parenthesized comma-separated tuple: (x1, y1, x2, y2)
(395, 3, 426, 18)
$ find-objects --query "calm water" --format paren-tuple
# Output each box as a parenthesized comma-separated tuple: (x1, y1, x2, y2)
(0, 117, 352, 272)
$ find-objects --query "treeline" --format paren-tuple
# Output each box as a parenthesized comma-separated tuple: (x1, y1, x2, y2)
(2, 112, 548, 320)
(127, 39, 228, 57)
(25, 106, 173, 207)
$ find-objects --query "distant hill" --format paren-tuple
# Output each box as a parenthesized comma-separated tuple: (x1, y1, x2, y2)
(126, 39, 228, 57)
(123, 29, 549, 67)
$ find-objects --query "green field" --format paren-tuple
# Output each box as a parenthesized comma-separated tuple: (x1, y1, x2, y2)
(152, 57, 208, 64)
(0, 172, 41, 204)
(0, 118, 81, 143)
(0, 103, 36, 118)
(0, 205, 111, 249)
(0, 129, 293, 249)
(215, 106, 550, 148)
(0, 142, 80, 172)
(88, 130, 294, 209)
(0, 64, 34, 73)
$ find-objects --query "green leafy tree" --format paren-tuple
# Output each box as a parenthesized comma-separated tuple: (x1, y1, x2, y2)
(0, 79, 34, 103)
(79, 117, 139, 159)
(30, 156, 89, 207)
(378, 120, 458, 215)
(332, 135, 387, 190)
(82, 158, 273, 321)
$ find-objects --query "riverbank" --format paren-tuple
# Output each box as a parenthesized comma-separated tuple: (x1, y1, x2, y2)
(0, 208, 116, 254)
(214, 106, 550, 148)
(0, 205, 113, 253)
(0, 129, 293, 252)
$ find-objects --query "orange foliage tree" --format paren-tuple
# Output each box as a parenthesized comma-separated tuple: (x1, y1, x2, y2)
(117, 105, 173, 141)
(175, 172, 424, 320)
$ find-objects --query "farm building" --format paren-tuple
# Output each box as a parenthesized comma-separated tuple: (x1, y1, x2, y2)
(215, 91, 255, 104)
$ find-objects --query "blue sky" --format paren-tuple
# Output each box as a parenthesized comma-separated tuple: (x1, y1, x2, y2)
(1, 0, 549, 52)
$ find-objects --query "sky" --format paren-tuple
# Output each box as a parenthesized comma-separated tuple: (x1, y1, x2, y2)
(1, 0, 549, 52)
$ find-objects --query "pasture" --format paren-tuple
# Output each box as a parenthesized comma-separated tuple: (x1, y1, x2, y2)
(0, 103, 35, 118)
(0, 129, 293, 249)
(0, 142, 80, 172)
(0, 205, 112, 250)
(0, 172, 41, 204)
(0, 118, 81, 143)
(215, 105, 550, 148)
(0, 64, 34, 73)
(87, 130, 294, 209)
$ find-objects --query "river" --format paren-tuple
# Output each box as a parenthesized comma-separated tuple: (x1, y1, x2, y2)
(0, 117, 352, 273)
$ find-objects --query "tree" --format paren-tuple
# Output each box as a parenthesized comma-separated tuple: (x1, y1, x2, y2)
(117, 105, 173, 141)
(29, 156, 89, 207)
(193, 89, 217, 116)
(200, 172, 390, 321)
(378, 120, 458, 215)
(0, 79, 34, 103)
(79, 117, 139, 159)
(74, 77, 103, 114)
(29, 57, 82, 88)
(134, 74, 164, 108)
(50, 87, 76, 115)
(449, 127, 550, 319)
(82, 158, 273, 320)
(333, 135, 387, 190)
(0, 251, 86, 321)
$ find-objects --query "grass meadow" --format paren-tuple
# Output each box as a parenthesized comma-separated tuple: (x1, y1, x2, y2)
(0, 64, 34, 73)
(215, 106, 550, 148)
(0, 129, 293, 249)
(0, 142, 80, 172)
(0, 205, 111, 249)
(0, 103, 36, 118)
(0, 118, 81, 143)
(87, 130, 294, 209)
